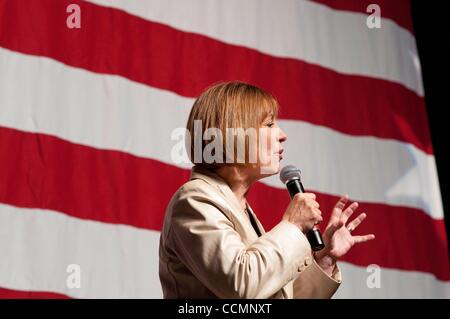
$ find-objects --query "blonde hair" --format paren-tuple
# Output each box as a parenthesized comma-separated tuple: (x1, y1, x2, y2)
(186, 81, 279, 170)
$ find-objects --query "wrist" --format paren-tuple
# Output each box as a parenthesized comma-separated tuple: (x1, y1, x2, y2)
(314, 253, 336, 276)
(283, 218, 305, 234)
(295, 223, 305, 234)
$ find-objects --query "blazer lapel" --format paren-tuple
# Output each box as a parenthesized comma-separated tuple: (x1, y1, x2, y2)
(246, 203, 266, 236)
(189, 165, 291, 298)
(189, 166, 261, 241)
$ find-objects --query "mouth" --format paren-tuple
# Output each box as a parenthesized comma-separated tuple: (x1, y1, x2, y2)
(277, 149, 284, 160)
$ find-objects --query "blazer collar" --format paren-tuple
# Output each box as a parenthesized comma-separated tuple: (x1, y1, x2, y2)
(190, 165, 244, 215)
(189, 166, 265, 236)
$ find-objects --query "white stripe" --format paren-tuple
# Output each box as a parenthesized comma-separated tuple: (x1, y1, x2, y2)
(0, 204, 448, 298)
(0, 48, 442, 219)
(0, 204, 162, 298)
(335, 263, 450, 299)
(86, 0, 424, 96)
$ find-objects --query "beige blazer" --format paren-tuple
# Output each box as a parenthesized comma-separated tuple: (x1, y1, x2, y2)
(159, 166, 341, 298)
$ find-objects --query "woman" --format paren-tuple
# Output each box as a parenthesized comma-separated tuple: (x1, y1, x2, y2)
(159, 81, 375, 298)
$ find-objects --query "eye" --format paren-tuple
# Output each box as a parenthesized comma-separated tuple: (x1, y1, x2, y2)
(267, 122, 275, 128)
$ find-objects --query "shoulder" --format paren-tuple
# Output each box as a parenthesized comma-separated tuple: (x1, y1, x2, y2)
(171, 178, 219, 207)
(161, 178, 236, 242)
(166, 178, 230, 220)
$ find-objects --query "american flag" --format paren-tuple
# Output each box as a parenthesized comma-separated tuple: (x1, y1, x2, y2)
(0, 0, 448, 298)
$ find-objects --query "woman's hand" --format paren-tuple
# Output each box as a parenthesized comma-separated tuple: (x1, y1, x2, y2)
(314, 195, 375, 276)
(282, 193, 323, 234)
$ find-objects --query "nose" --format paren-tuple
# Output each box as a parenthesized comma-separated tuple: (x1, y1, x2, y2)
(278, 127, 287, 143)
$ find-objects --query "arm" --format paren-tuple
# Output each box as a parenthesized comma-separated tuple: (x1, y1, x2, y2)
(168, 193, 312, 299)
(293, 259, 341, 299)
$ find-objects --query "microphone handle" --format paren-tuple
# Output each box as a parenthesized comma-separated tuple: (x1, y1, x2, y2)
(286, 179, 325, 251)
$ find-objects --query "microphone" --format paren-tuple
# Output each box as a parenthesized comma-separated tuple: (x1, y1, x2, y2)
(280, 165, 325, 251)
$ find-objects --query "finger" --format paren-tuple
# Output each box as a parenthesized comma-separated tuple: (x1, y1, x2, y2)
(308, 199, 320, 209)
(331, 194, 349, 220)
(303, 193, 316, 200)
(353, 234, 375, 244)
(346, 213, 367, 232)
(314, 209, 323, 223)
(341, 202, 359, 224)
(326, 218, 344, 236)
(334, 194, 349, 210)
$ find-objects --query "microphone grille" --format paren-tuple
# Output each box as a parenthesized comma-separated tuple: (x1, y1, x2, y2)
(280, 165, 302, 184)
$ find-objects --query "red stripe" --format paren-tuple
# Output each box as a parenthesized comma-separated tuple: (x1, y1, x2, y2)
(312, 0, 414, 33)
(0, 126, 187, 231)
(0, 0, 432, 154)
(0, 287, 70, 299)
(0, 127, 448, 280)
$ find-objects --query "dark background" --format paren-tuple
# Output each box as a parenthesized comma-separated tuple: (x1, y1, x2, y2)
(411, 1, 450, 255)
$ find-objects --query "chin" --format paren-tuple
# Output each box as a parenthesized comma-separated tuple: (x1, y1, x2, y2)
(258, 161, 281, 176)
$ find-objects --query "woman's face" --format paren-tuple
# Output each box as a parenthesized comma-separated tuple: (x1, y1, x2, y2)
(256, 115, 288, 176)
